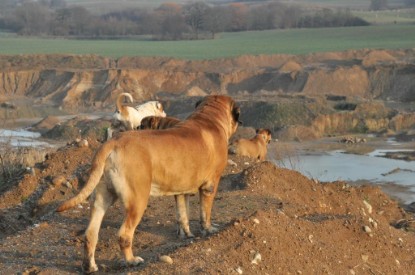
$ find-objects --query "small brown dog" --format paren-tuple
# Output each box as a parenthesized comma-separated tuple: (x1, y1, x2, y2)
(229, 128, 272, 161)
(140, 115, 181, 130)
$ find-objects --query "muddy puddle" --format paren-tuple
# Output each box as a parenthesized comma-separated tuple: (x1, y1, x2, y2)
(272, 138, 415, 204)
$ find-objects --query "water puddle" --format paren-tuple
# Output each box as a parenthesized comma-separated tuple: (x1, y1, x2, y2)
(0, 129, 54, 148)
(386, 137, 402, 146)
(277, 149, 415, 204)
(368, 149, 414, 157)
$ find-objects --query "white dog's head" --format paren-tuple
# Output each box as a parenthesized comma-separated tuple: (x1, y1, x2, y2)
(137, 101, 166, 120)
(111, 93, 166, 133)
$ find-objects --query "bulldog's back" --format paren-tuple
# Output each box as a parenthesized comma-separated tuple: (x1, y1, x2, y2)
(110, 126, 228, 195)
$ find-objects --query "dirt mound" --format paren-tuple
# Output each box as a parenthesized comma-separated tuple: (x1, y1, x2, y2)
(42, 116, 110, 141)
(29, 115, 61, 134)
(186, 86, 207, 96)
(304, 65, 370, 97)
(362, 50, 397, 67)
(311, 51, 343, 61)
(0, 137, 414, 273)
(279, 60, 303, 73)
(140, 160, 415, 274)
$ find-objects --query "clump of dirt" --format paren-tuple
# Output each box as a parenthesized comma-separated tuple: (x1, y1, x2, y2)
(0, 131, 414, 274)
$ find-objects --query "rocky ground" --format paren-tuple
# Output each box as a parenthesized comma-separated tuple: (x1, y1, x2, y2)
(0, 123, 415, 274)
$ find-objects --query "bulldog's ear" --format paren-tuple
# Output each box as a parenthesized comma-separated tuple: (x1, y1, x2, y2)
(156, 102, 163, 110)
(232, 106, 242, 124)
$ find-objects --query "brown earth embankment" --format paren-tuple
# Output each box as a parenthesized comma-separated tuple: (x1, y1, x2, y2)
(0, 49, 415, 110)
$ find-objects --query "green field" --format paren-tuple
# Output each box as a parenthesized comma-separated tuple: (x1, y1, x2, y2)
(0, 24, 414, 60)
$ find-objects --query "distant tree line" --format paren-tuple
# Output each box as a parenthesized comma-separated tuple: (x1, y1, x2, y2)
(0, 0, 370, 40)
(370, 0, 415, 10)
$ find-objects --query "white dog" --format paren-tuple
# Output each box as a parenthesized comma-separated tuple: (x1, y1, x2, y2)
(107, 93, 166, 139)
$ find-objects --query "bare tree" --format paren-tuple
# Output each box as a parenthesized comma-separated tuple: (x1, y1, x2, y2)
(204, 6, 230, 38)
(154, 3, 186, 40)
(13, 2, 51, 35)
(0, 0, 18, 16)
(50, 0, 67, 9)
(183, 2, 210, 39)
(51, 6, 92, 36)
(370, 0, 388, 10)
(280, 6, 302, 29)
(39, 0, 67, 9)
(228, 3, 248, 32)
(247, 4, 278, 30)
(131, 9, 160, 35)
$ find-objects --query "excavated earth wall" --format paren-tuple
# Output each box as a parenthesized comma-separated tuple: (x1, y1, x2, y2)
(0, 49, 414, 110)
(1, 49, 415, 139)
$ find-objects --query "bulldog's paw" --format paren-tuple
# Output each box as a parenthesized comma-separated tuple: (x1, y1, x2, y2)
(201, 225, 219, 237)
(120, 256, 144, 268)
(82, 261, 98, 274)
(177, 227, 195, 239)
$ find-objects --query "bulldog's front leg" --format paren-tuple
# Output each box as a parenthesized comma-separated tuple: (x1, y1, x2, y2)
(175, 194, 194, 238)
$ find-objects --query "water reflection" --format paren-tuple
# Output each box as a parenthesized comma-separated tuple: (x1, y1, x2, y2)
(278, 149, 415, 204)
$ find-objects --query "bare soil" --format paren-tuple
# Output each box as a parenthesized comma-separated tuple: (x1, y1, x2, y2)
(0, 131, 415, 274)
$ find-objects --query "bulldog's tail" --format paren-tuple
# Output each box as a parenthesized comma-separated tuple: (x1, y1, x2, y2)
(116, 92, 134, 113)
(56, 141, 115, 212)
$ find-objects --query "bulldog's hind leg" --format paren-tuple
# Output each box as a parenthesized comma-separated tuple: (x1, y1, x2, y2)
(118, 192, 149, 266)
(83, 183, 117, 273)
(175, 194, 194, 238)
(199, 180, 219, 236)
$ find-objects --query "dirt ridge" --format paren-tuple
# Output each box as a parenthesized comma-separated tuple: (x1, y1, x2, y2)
(1, 49, 415, 110)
